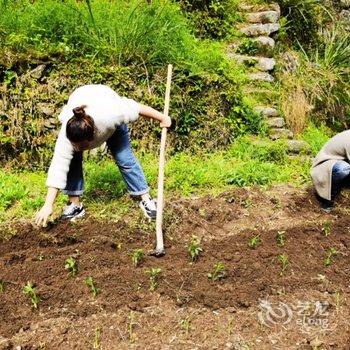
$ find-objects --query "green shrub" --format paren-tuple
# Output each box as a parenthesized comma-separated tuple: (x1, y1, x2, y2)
(177, 0, 240, 39)
(276, 0, 332, 47)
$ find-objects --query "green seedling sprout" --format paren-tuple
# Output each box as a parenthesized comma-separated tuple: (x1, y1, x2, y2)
(23, 282, 40, 309)
(322, 221, 331, 237)
(38, 253, 45, 261)
(324, 248, 338, 267)
(146, 268, 162, 292)
(0, 280, 5, 293)
(278, 254, 289, 275)
(85, 276, 100, 297)
(188, 235, 203, 262)
(65, 257, 78, 277)
(207, 262, 227, 282)
(276, 231, 286, 247)
(248, 235, 261, 249)
(132, 249, 144, 267)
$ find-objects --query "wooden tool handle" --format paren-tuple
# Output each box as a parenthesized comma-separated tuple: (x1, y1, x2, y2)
(155, 64, 172, 250)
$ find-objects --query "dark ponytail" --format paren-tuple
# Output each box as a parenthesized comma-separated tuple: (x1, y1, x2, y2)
(66, 105, 95, 143)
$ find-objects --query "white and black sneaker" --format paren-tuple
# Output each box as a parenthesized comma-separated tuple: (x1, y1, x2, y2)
(60, 202, 86, 222)
(139, 198, 157, 220)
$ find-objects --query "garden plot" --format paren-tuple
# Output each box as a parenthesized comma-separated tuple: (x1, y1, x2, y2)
(1, 186, 350, 349)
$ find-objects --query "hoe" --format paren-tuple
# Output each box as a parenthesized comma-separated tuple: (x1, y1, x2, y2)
(149, 64, 172, 257)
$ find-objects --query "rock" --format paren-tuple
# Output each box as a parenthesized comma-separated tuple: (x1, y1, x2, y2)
(252, 36, 275, 56)
(281, 51, 299, 72)
(29, 64, 46, 79)
(254, 106, 279, 117)
(270, 3, 281, 16)
(286, 140, 311, 153)
(240, 23, 280, 36)
(247, 10, 280, 24)
(229, 54, 276, 71)
(340, 10, 350, 29)
(38, 103, 55, 116)
(341, 0, 350, 8)
(248, 72, 275, 82)
(257, 57, 276, 71)
(270, 128, 293, 140)
(238, 3, 254, 11)
(267, 117, 285, 128)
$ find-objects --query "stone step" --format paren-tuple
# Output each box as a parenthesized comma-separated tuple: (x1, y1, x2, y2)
(266, 117, 285, 128)
(269, 128, 294, 140)
(254, 106, 279, 117)
(248, 72, 275, 82)
(228, 36, 275, 57)
(240, 23, 280, 37)
(238, 2, 280, 14)
(286, 140, 311, 154)
(228, 54, 276, 71)
(246, 10, 280, 24)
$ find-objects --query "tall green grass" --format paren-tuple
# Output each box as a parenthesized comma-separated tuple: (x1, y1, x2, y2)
(0, 0, 206, 68)
(0, 136, 314, 222)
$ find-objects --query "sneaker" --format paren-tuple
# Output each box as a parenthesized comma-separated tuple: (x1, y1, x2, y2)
(315, 193, 334, 213)
(139, 198, 157, 220)
(60, 202, 86, 221)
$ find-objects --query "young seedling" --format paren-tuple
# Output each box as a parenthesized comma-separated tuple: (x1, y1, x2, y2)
(207, 262, 227, 282)
(37, 252, 45, 261)
(0, 280, 6, 293)
(278, 254, 289, 276)
(180, 317, 191, 336)
(188, 235, 203, 262)
(276, 231, 286, 247)
(324, 248, 338, 267)
(248, 235, 261, 249)
(85, 276, 100, 297)
(93, 326, 102, 349)
(146, 268, 162, 292)
(322, 221, 331, 237)
(65, 257, 78, 277)
(132, 249, 144, 267)
(23, 282, 40, 309)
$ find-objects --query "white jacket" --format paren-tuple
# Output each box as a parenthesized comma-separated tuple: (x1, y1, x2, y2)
(46, 84, 140, 189)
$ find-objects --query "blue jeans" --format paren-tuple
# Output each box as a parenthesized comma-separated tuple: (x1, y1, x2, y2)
(331, 160, 350, 199)
(62, 124, 149, 196)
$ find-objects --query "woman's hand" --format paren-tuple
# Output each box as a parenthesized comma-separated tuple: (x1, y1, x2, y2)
(35, 203, 53, 227)
(160, 115, 171, 128)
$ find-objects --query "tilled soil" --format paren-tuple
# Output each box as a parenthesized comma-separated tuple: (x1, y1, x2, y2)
(1, 186, 350, 349)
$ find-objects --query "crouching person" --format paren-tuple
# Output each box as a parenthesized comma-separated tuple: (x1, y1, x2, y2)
(311, 130, 350, 212)
(35, 84, 171, 226)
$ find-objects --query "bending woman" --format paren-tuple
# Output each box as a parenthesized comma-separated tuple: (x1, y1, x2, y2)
(35, 84, 171, 226)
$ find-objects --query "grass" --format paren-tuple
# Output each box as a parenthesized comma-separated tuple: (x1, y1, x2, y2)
(0, 134, 324, 226)
(146, 267, 162, 292)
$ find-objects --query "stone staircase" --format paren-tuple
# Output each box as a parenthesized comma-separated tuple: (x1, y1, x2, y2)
(228, 2, 310, 153)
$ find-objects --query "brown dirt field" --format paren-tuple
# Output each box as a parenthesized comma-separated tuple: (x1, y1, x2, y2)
(1, 185, 350, 349)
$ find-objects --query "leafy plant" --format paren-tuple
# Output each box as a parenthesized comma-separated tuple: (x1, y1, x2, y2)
(180, 317, 191, 336)
(85, 276, 100, 297)
(276, 231, 286, 247)
(146, 268, 162, 292)
(207, 262, 227, 281)
(93, 326, 102, 349)
(278, 254, 289, 275)
(188, 235, 203, 262)
(23, 282, 40, 309)
(248, 235, 261, 249)
(0, 279, 6, 293)
(322, 221, 331, 237)
(324, 248, 338, 267)
(65, 257, 78, 277)
(132, 249, 144, 267)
